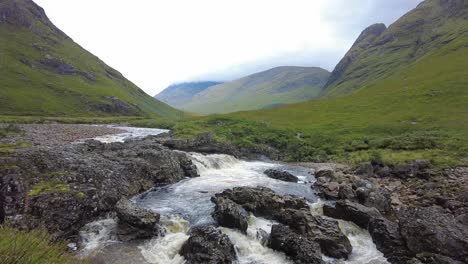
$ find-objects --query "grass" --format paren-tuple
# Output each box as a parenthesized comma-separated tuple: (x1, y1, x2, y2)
(28, 181, 69, 197)
(0, 225, 84, 264)
(0, 0, 182, 118)
(183, 67, 330, 114)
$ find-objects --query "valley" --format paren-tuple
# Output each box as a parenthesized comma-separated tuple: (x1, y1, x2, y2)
(1, 0, 467, 263)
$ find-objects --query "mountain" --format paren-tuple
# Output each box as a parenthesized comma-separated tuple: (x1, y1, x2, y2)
(173, 0, 468, 167)
(155, 81, 223, 109)
(182, 66, 330, 114)
(323, 0, 468, 97)
(0, 0, 181, 118)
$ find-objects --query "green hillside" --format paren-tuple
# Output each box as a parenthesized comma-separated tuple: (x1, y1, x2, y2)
(155, 81, 223, 109)
(183, 66, 330, 114)
(0, 0, 181, 118)
(137, 0, 468, 168)
(323, 0, 468, 97)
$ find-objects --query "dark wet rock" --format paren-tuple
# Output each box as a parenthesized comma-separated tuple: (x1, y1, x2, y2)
(215, 187, 351, 259)
(398, 206, 468, 262)
(362, 187, 391, 214)
(355, 162, 374, 177)
(214, 187, 308, 218)
(392, 160, 431, 179)
(6, 137, 198, 239)
(180, 225, 237, 264)
(256, 229, 269, 246)
(211, 196, 249, 233)
(264, 169, 298, 182)
(338, 185, 356, 200)
(413, 252, 464, 264)
(315, 167, 334, 178)
(368, 217, 413, 263)
(268, 224, 323, 264)
(276, 208, 352, 259)
(456, 213, 468, 226)
(323, 200, 381, 229)
(115, 197, 160, 241)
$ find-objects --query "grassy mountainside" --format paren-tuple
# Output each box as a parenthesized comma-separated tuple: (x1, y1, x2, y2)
(134, 0, 468, 168)
(183, 66, 330, 114)
(155, 81, 223, 109)
(0, 0, 181, 118)
(323, 0, 468, 97)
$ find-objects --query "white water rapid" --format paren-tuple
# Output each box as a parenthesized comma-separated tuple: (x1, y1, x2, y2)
(80, 152, 389, 264)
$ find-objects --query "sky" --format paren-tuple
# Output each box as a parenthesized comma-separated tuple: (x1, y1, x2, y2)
(34, 0, 423, 96)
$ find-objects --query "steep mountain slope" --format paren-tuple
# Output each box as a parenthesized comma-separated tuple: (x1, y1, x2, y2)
(323, 0, 468, 97)
(155, 81, 222, 109)
(167, 0, 467, 167)
(183, 66, 330, 114)
(0, 0, 180, 117)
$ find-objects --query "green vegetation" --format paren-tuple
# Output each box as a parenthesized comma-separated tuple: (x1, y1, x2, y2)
(28, 180, 69, 196)
(130, 0, 468, 170)
(0, 0, 181, 118)
(0, 225, 84, 264)
(155, 81, 224, 108)
(183, 66, 330, 114)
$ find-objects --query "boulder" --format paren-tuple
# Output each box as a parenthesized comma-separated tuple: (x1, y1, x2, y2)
(268, 224, 323, 264)
(211, 196, 249, 233)
(264, 169, 299, 182)
(215, 187, 352, 259)
(323, 200, 381, 229)
(214, 187, 308, 218)
(180, 225, 237, 264)
(368, 217, 413, 263)
(315, 167, 335, 178)
(414, 252, 465, 264)
(398, 206, 468, 262)
(115, 197, 160, 241)
(355, 162, 374, 177)
(276, 208, 352, 259)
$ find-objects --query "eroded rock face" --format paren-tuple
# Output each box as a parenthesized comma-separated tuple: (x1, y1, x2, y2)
(368, 217, 413, 263)
(6, 137, 198, 239)
(211, 196, 249, 233)
(268, 224, 323, 264)
(398, 206, 468, 262)
(115, 197, 160, 241)
(323, 200, 382, 229)
(214, 187, 308, 217)
(215, 187, 352, 259)
(180, 225, 237, 264)
(264, 169, 299, 182)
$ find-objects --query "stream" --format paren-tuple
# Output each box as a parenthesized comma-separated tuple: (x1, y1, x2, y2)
(79, 127, 388, 264)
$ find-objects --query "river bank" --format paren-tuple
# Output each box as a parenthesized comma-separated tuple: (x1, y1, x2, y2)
(1, 124, 467, 263)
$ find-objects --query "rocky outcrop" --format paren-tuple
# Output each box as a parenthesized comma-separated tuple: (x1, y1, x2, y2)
(368, 217, 413, 263)
(153, 132, 281, 160)
(398, 206, 468, 262)
(275, 208, 352, 259)
(4, 137, 198, 239)
(180, 225, 237, 264)
(214, 187, 352, 259)
(268, 224, 323, 264)
(264, 169, 298, 182)
(323, 200, 382, 228)
(211, 196, 249, 233)
(214, 187, 308, 217)
(355, 160, 432, 179)
(115, 197, 160, 241)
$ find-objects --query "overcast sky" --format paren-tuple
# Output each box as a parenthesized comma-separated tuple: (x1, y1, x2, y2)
(35, 0, 422, 95)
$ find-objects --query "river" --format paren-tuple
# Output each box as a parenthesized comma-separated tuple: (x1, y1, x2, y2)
(78, 127, 388, 264)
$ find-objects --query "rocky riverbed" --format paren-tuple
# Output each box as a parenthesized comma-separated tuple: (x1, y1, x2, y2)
(1, 125, 467, 264)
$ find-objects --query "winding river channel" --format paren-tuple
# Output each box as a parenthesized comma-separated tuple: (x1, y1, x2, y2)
(78, 126, 388, 264)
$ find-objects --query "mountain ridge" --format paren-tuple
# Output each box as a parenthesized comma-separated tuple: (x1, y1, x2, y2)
(0, 0, 181, 118)
(155, 81, 223, 109)
(183, 66, 330, 114)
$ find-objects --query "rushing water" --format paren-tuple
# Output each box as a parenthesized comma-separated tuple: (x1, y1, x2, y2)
(87, 126, 170, 143)
(80, 133, 388, 264)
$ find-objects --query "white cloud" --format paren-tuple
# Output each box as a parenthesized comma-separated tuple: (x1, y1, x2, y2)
(34, 0, 422, 95)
